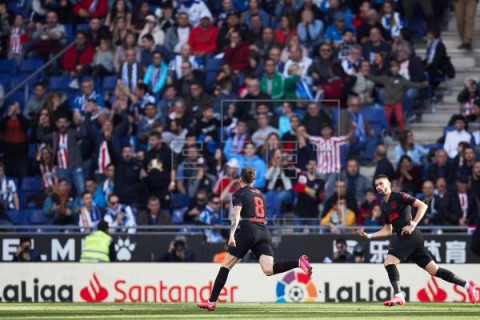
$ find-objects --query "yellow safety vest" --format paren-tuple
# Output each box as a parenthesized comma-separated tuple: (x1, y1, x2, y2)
(80, 231, 112, 263)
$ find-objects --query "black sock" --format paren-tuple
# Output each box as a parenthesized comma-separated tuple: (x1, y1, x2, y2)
(435, 268, 467, 287)
(273, 261, 298, 274)
(209, 267, 230, 302)
(385, 264, 400, 295)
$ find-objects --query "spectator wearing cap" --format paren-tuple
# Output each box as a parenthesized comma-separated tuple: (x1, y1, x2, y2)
(223, 30, 250, 73)
(453, 0, 477, 51)
(139, 14, 165, 46)
(143, 51, 168, 95)
(445, 176, 479, 226)
(164, 11, 191, 54)
(63, 31, 95, 89)
(178, 0, 213, 27)
(73, 0, 108, 21)
(234, 141, 266, 189)
(188, 11, 218, 57)
(72, 79, 105, 114)
(443, 115, 474, 159)
(324, 10, 350, 47)
(297, 9, 324, 55)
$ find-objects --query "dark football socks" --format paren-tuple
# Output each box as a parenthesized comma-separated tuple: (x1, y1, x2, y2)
(209, 267, 230, 302)
(385, 264, 401, 295)
(435, 268, 467, 287)
(273, 261, 298, 274)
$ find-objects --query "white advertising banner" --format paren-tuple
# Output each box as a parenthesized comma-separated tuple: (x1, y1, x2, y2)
(0, 263, 478, 303)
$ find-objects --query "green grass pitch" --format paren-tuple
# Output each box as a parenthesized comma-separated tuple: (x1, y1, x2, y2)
(0, 303, 479, 320)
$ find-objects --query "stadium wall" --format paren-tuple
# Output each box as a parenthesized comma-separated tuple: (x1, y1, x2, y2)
(0, 264, 478, 303)
(1, 233, 479, 263)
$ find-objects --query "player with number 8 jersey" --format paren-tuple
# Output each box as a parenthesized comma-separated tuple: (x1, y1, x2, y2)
(197, 167, 312, 311)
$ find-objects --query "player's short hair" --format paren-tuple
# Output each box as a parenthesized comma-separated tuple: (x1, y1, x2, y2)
(374, 174, 390, 183)
(240, 167, 256, 185)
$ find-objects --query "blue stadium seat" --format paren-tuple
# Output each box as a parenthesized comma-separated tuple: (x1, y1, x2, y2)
(330, 107, 342, 130)
(26, 209, 51, 225)
(204, 57, 223, 91)
(102, 75, 118, 93)
(10, 74, 35, 91)
(49, 75, 71, 91)
(0, 59, 16, 74)
(64, 24, 74, 43)
(76, 24, 89, 33)
(0, 75, 11, 91)
(5, 210, 28, 225)
(361, 106, 387, 137)
(171, 193, 191, 209)
(19, 59, 44, 74)
(20, 176, 43, 192)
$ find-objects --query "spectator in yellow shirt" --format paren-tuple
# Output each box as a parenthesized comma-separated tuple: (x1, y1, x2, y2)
(321, 197, 356, 233)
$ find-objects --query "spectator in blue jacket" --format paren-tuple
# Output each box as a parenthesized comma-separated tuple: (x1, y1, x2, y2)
(143, 51, 168, 95)
(297, 9, 324, 55)
(73, 79, 105, 115)
(233, 141, 266, 189)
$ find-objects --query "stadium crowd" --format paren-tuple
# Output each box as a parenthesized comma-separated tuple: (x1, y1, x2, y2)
(0, 0, 479, 238)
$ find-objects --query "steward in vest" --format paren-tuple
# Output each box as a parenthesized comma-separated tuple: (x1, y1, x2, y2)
(80, 220, 115, 262)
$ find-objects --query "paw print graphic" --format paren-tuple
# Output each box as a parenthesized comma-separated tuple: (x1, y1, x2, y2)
(115, 238, 136, 261)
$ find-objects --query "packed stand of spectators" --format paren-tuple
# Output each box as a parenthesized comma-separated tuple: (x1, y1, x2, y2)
(0, 0, 478, 237)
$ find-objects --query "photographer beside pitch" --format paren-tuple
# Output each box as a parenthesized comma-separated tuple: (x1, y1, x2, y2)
(358, 174, 478, 306)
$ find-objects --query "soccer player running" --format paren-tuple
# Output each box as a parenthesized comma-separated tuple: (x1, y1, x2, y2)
(197, 167, 312, 311)
(358, 175, 478, 306)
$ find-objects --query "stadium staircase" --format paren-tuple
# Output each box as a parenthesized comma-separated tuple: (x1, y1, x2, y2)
(361, 5, 480, 178)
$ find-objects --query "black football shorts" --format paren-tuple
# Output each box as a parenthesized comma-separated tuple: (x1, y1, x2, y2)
(228, 223, 274, 259)
(388, 229, 433, 268)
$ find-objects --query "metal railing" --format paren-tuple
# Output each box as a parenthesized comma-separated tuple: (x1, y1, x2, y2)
(3, 41, 76, 104)
(0, 224, 473, 235)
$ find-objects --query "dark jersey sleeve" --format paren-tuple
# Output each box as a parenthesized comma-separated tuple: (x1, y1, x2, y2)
(381, 211, 391, 225)
(232, 190, 243, 207)
(399, 192, 416, 206)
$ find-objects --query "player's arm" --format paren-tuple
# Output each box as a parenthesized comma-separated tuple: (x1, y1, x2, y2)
(401, 199, 428, 235)
(228, 205, 242, 247)
(357, 224, 392, 239)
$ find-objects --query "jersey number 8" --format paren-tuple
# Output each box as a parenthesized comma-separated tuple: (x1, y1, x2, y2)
(254, 197, 265, 218)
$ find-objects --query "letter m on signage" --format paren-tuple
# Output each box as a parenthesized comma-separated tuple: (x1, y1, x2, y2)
(52, 239, 75, 261)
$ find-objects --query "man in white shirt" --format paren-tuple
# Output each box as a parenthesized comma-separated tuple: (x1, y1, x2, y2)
(444, 115, 473, 158)
(0, 162, 19, 213)
(283, 46, 312, 81)
(251, 113, 278, 148)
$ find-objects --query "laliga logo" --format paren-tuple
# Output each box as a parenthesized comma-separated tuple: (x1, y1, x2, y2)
(80, 274, 109, 303)
(417, 276, 447, 302)
(276, 270, 318, 303)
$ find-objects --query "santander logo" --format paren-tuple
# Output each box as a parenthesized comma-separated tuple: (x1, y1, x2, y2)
(80, 274, 109, 303)
(417, 276, 447, 302)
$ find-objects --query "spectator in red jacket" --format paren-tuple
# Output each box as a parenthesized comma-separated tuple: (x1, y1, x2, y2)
(188, 12, 219, 57)
(62, 31, 95, 88)
(74, 0, 108, 22)
(223, 30, 250, 73)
